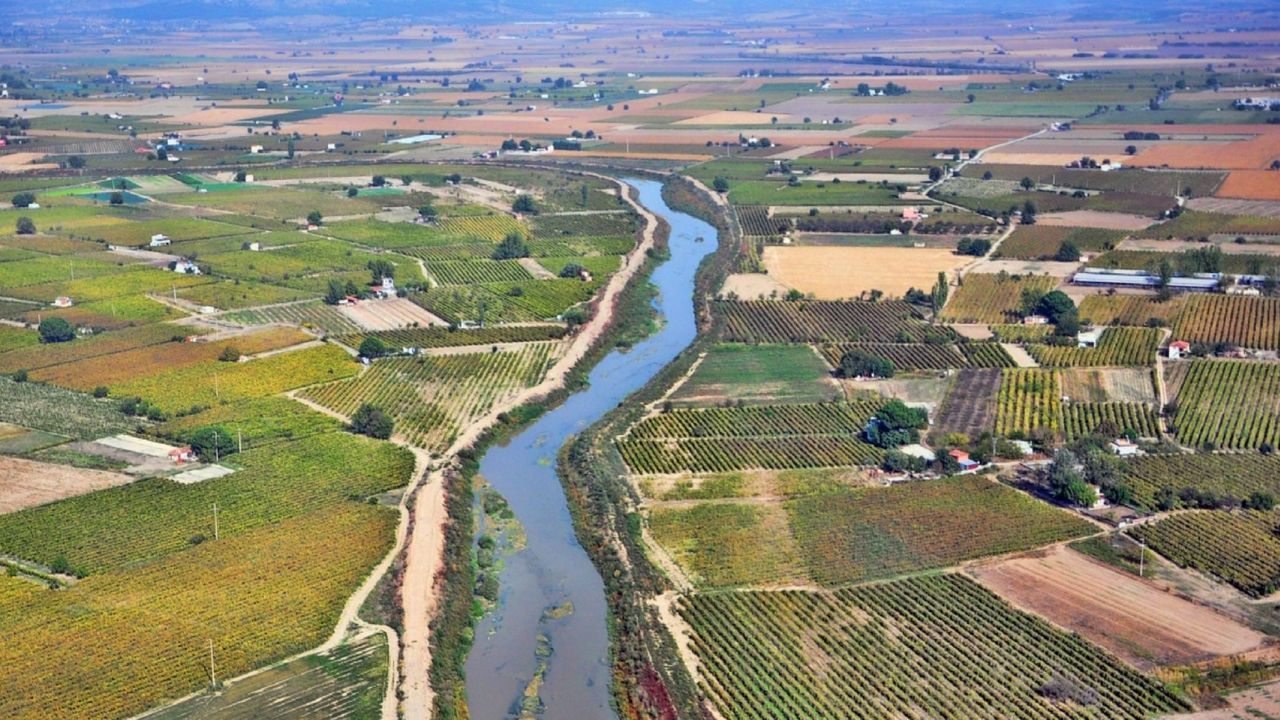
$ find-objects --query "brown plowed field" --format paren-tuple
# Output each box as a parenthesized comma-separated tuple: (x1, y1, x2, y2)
(0, 456, 135, 515)
(970, 544, 1267, 670)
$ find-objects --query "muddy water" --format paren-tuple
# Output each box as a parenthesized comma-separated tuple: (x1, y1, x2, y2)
(465, 179, 717, 719)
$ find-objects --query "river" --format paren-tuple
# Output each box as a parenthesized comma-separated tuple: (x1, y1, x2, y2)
(464, 178, 717, 719)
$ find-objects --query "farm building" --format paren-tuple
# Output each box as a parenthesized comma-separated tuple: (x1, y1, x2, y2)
(170, 259, 201, 275)
(1071, 269, 1220, 292)
(1168, 340, 1190, 359)
(1076, 328, 1103, 348)
(149, 233, 171, 247)
(1108, 439, 1139, 457)
(949, 449, 980, 471)
(1023, 314, 1048, 326)
(51, 296, 73, 308)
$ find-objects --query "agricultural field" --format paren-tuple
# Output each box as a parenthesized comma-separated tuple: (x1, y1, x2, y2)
(0, 376, 140, 440)
(680, 575, 1188, 720)
(619, 401, 883, 474)
(1120, 453, 1280, 510)
(718, 300, 956, 343)
(762, 245, 968, 299)
(995, 369, 1062, 438)
(1060, 402, 1160, 440)
(996, 226, 1125, 260)
(1137, 210, 1280, 241)
(300, 342, 558, 451)
(818, 341, 1013, 371)
(1173, 359, 1280, 450)
(225, 300, 365, 335)
(337, 324, 567, 350)
(1133, 510, 1280, 597)
(155, 396, 341, 450)
(668, 344, 838, 407)
(1078, 294, 1185, 327)
(0, 322, 187, 373)
(1026, 327, 1161, 367)
(1171, 294, 1280, 351)
(785, 476, 1094, 586)
(940, 274, 1058, 324)
(933, 368, 1000, 438)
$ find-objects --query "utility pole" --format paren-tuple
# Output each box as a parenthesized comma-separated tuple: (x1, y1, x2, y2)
(1139, 538, 1146, 578)
(212, 429, 219, 462)
(237, 427, 242, 454)
(208, 639, 216, 689)
(212, 502, 219, 540)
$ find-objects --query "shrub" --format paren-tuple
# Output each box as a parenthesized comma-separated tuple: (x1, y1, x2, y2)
(12, 192, 35, 208)
(492, 231, 530, 260)
(359, 336, 389, 358)
(350, 403, 394, 439)
(837, 350, 894, 379)
(558, 263, 586, 279)
(38, 318, 75, 344)
(93, 386, 109, 398)
(511, 194, 538, 214)
(217, 346, 242, 362)
(16, 216, 36, 235)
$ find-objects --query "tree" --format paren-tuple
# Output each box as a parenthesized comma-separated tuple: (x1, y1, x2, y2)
(38, 317, 75, 343)
(1035, 290, 1076, 324)
(11, 192, 34, 208)
(109, 191, 125, 205)
(66, 155, 86, 169)
(1054, 241, 1081, 262)
(967, 93, 976, 103)
(512, 194, 538, 214)
(346, 187, 359, 198)
(492, 232, 530, 260)
(837, 350, 894, 379)
(1020, 176, 1035, 190)
(324, 279, 345, 305)
(928, 166, 943, 182)
(371, 175, 387, 187)
(350, 403, 394, 439)
(306, 210, 323, 226)
(359, 336, 389, 358)
(190, 426, 236, 462)
(712, 176, 730, 193)
(956, 237, 991, 256)
(864, 399, 926, 448)
(982, 170, 993, 180)
(367, 259, 396, 283)
(418, 203, 437, 221)
(217, 346, 241, 362)
(1021, 200, 1038, 224)
(1124, 144, 1137, 156)
(287, 138, 296, 159)
(931, 272, 949, 313)
(15, 216, 35, 235)
(580, 183, 590, 207)
(1048, 449, 1097, 507)
(234, 171, 247, 182)
(1247, 491, 1276, 511)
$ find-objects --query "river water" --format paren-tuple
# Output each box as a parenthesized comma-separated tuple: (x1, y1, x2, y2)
(464, 179, 717, 719)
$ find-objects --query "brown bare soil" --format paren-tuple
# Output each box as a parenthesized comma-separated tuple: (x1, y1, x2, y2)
(969, 544, 1267, 670)
(932, 368, 1000, 438)
(0, 456, 135, 515)
(338, 298, 447, 331)
(1036, 209, 1157, 230)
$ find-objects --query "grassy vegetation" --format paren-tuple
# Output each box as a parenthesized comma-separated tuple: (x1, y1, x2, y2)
(0, 376, 140, 439)
(668, 344, 836, 406)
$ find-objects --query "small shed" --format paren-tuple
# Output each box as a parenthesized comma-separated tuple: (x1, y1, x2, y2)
(1108, 439, 1139, 457)
(1168, 340, 1190, 360)
(149, 233, 171, 247)
(52, 296, 73, 308)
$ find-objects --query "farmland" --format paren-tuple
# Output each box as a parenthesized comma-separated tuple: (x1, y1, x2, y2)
(681, 575, 1188, 720)
(933, 368, 1001, 438)
(995, 369, 1062, 438)
(669, 344, 837, 406)
(818, 341, 1014, 371)
(1171, 294, 1280, 351)
(1119, 453, 1280, 509)
(1026, 327, 1161, 367)
(1173, 359, 1280, 450)
(719, 300, 956, 343)
(996, 226, 1125, 260)
(1134, 511, 1280, 597)
(940, 274, 1058, 324)
(300, 342, 558, 451)
(619, 401, 884, 474)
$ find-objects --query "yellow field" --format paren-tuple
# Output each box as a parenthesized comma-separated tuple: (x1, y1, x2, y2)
(762, 246, 967, 299)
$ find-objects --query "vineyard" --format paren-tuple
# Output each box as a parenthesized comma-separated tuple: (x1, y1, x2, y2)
(0, 504, 396, 720)
(155, 396, 341, 450)
(1026, 327, 1161, 367)
(300, 342, 558, 451)
(0, 432, 413, 573)
(0, 322, 186, 374)
(1173, 359, 1280, 450)
(110, 344, 358, 415)
(995, 369, 1061, 437)
(225, 300, 365, 335)
(681, 575, 1189, 720)
(818, 342, 1014, 370)
(996, 226, 1123, 260)
(1078, 294, 1184, 327)
(736, 205, 784, 237)
(1172, 295, 1280, 351)
(619, 402, 883, 474)
(785, 476, 1095, 585)
(933, 368, 1001, 438)
(428, 259, 533, 285)
(1060, 402, 1160, 440)
(0, 376, 138, 440)
(719, 300, 957, 343)
(940, 274, 1058, 324)
(1119, 454, 1280, 510)
(337, 324, 567, 350)
(1133, 510, 1280, 597)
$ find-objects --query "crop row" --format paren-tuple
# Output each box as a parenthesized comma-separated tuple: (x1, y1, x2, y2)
(1172, 295, 1280, 352)
(1134, 510, 1280, 597)
(681, 574, 1188, 720)
(226, 300, 365, 335)
(1120, 453, 1280, 510)
(428, 259, 533, 285)
(1026, 327, 1160, 368)
(818, 342, 1013, 371)
(940, 274, 1058, 325)
(995, 369, 1061, 437)
(627, 401, 879, 440)
(1173, 359, 1280, 450)
(620, 436, 883, 474)
(1060, 402, 1159, 441)
(301, 343, 557, 451)
(719, 300, 957, 344)
(338, 324, 567, 350)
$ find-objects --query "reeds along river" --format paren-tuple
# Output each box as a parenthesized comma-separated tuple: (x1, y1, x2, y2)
(465, 178, 718, 720)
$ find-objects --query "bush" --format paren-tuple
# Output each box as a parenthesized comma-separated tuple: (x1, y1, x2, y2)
(359, 336, 389, 358)
(11, 192, 35, 208)
(558, 263, 586, 279)
(93, 386, 109, 398)
(511, 194, 538, 214)
(189, 426, 236, 462)
(1039, 674, 1100, 706)
(217, 346, 242, 362)
(351, 403, 394, 439)
(15, 216, 36, 235)
(12, 369, 28, 383)
(492, 232, 530, 260)
(38, 317, 75, 343)
(956, 237, 991, 256)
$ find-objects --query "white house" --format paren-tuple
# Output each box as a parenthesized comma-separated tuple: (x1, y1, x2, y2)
(1168, 340, 1191, 359)
(1076, 328, 1104, 348)
(52, 296, 73, 308)
(149, 233, 171, 247)
(249, 145, 264, 154)
(171, 259, 201, 275)
(1108, 439, 1139, 457)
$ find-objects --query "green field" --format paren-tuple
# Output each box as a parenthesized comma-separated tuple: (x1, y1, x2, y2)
(668, 344, 837, 407)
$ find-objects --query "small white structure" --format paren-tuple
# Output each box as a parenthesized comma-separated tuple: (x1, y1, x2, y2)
(246, 241, 261, 252)
(249, 145, 264, 154)
(149, 233, 171, 247)
(1023, 314, 1048, 326)
(243, 174, 254, 183)
(1010, 440, 1035, 457)
(1076, 328, 1104, 348)
(1108, 439, 1140, 457)
(171, 259, 201, 275)
(52, 296, 73, 308)
(1168, 340, 1190, 360)
(898, 444, 937, 463)
(326, 143, 337, 151)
